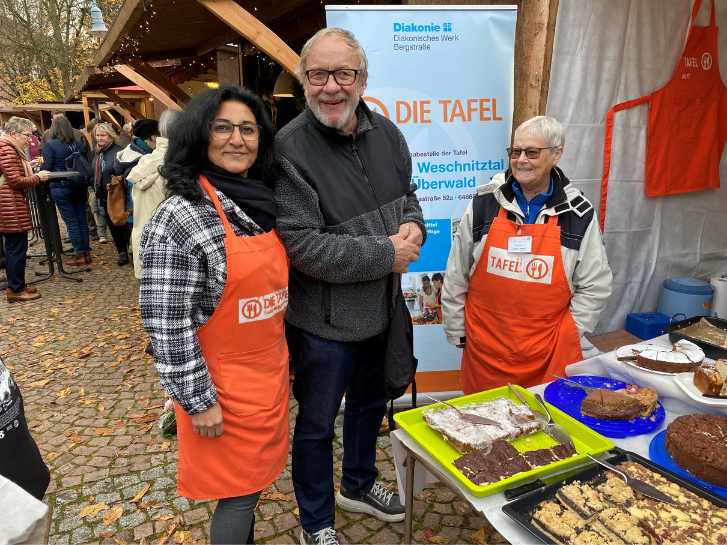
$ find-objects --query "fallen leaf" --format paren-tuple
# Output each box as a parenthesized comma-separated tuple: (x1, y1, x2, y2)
(260, 491, 292, 502)
(77, 351, 92, 359)
(29, 378, 51, 387)
(98, 531, 115, 539)
(112, 536, 128, 545)
(57, 387, 72, 398)
(173, 530, 191, 544)
(426, 535, 448, 544)
(292, 507, 299, 517)
(103, 505, 123, 525)
(79, 502, 109, 518)
(95, 427, 114, 436)
(469, 528, 488, 545)
(131, 483, 151, 503)
(79, 387, 86, 397)
(153, 514, 175, 522)
(66, 433, 85, 444)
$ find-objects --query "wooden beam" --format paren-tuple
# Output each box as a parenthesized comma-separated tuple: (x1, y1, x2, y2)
(127, 62, 191, 105)
(82, 95, 91, 127)
(111, 104, 135, 124)
(513, 0, 558, 129)
(100, 90, 145, 119)
(102, 109, 121, 127)
(196, 0, 299, 75)
(113, 64, 182, 111)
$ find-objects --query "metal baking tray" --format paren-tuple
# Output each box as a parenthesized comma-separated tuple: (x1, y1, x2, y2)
(502, 448, 727, 545)
(667, 315, 727, 360)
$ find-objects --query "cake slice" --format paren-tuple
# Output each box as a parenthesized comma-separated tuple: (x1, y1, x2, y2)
(618, 385, 658, 417)
(581, 389, 642, 420)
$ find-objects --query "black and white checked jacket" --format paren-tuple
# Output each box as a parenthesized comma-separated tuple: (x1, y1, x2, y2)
(139, 190, 263, 415)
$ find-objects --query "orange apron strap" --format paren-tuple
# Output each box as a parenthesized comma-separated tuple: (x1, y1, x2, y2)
(199, 176, 235, 237)
(690, 0, 715, 26)
(599, 94, 651, 231)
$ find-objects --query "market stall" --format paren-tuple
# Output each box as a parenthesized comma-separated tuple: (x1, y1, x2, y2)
(391, 328, 727, 544)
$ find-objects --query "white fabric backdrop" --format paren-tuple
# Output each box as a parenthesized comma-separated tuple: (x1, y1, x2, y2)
(546, 0, 727, 333)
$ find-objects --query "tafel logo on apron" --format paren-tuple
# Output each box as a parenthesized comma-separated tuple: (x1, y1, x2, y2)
(486, 246, 554, 285)
(238, 287, 288, 324)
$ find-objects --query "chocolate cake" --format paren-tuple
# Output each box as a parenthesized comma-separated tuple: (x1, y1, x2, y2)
(616, 339, 704, 373)
(529, 461, 727, 545)
(580, 389, 642, 420)
(693, 360, 727, 396)
(618, 385, 658, 417)
(453, 439, 576, 486)
(666, 414, 727, 487)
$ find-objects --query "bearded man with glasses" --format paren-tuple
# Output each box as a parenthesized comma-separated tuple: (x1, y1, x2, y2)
(274, 27, 425, 545)
(442, 115, 612, 394)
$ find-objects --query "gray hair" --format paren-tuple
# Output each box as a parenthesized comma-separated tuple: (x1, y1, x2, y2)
(158, 109, 179, 139)
(514, 116, 565, 147)
(4, 116, 34, 135)
(297, 27, 368, 87)
(95, 122, 118, 141)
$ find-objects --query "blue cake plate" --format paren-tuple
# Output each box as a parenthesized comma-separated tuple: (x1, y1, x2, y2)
(649, 430, 727, 500)
(543, 375, 665, 438)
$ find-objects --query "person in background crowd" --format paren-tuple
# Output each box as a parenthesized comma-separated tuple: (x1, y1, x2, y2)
(0, 117, 50, 303)
(129, 109, 179, 280)
(42, 111, 84, 143)
(27, 130, 41, 163)
(442, 115, 612, 393)
(41, 115, 91, 267)
(111, 119, 159, 266)
(140, 86, 286, 545)
(117, 122, 133, 148)
(92, 123, 123, 261)
(275, 28, 425, 545)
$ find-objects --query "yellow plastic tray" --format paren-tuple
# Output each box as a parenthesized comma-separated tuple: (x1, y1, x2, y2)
(394, 385, 614, 497)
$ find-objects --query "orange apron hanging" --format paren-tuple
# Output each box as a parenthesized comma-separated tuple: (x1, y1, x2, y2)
(461, 208, 582, 394)
(174, 176, 289, 500)
(600, 0, 727, 230)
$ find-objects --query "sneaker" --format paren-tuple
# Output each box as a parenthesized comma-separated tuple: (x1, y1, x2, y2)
(117, 252, 129, 266)
(299, 527, 339, 545)
(336, 481, 404, 522)
(98, 237, 108, 244)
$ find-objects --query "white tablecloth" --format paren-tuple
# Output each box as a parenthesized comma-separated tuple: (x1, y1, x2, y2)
(390, 337, 717, 544)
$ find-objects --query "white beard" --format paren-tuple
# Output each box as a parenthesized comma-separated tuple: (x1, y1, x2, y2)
(306, 90, 358, 131)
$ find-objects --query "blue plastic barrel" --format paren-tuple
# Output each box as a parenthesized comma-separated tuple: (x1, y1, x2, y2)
(657, 277, 714, 320)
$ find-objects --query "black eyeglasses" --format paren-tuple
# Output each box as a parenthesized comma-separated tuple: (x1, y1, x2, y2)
(209, 120, 261, 140)
(506, 146, 558, 160)
(305, 69, 359, 86)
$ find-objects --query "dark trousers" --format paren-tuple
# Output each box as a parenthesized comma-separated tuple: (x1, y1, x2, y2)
(287, 323, 388, 533)
(1, 232, 29, 293)
(50, 184, 90, 254)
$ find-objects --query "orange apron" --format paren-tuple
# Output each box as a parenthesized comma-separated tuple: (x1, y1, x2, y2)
(461, 208, 582, 394)
(600, 0, 727, 229)
(175, 176, 289, 500)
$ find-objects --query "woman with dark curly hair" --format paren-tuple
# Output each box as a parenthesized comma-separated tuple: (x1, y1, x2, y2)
(139, 86, 288, 544)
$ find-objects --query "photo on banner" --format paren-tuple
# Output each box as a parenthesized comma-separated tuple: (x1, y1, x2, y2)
(326, 5, 517, 396)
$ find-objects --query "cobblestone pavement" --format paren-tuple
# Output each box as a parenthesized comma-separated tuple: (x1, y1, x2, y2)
(1, 238, 508, 545)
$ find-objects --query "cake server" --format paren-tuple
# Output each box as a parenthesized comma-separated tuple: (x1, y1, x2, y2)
(420, 393, 499, 427)
(533, 393, 576, 451)
(585, 454, 678, 506)
(551, 374, 599, 393)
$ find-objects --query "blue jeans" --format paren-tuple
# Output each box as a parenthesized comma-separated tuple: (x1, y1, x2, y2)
(51, 183, 90, 253)
(1, 232, 29, 293)
(287, 323, 388, 533)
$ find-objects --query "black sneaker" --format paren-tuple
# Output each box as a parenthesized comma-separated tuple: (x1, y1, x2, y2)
(336, 481, 405, 522)
(117, 252, 129, 266)
(299, 527, 340, 545)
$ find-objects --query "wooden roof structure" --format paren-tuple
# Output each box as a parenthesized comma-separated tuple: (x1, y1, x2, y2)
(74, 0, 558, 126)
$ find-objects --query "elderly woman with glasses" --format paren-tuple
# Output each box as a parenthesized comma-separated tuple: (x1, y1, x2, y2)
(139, 87, 287, 544)
(0, 117, 51, 303)
(442, 115, 613, 393)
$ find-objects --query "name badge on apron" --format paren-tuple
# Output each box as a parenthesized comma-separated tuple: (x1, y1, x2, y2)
(508, 235, 532, 253)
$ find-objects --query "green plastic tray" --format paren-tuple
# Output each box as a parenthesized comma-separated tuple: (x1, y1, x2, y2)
(394, 385, 614, 497)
